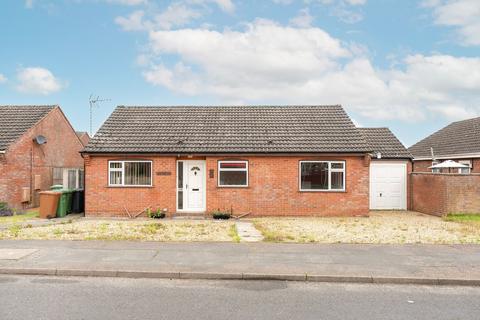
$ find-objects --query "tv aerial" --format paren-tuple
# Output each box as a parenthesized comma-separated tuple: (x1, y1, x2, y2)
(89, 94, 111, 136)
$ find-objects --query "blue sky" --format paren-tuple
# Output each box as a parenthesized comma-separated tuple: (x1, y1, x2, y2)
(0, 0, 479, 146)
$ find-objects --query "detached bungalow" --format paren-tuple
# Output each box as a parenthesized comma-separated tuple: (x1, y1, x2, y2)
(82, 105, 411, 217)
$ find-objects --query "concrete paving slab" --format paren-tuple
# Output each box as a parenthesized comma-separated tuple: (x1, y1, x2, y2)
(0, 249, 37, 260)
(235, 221, 264, 242)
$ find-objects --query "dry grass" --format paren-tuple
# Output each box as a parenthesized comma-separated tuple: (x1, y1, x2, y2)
(0, 219, 235, 242)
(253, 211, 480, 244)
(0, 210, 39, 225)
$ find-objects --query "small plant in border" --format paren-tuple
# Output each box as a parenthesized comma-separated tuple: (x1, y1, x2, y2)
(0, 202, 13, 217)
(212, 210, 231, 220)
(147, 208, 166, 219)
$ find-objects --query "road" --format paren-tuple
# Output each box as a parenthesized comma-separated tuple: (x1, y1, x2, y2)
(1, 275, 479, 320)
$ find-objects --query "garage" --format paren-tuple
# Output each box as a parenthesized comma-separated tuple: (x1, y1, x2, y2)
(369, 161, 407, 210)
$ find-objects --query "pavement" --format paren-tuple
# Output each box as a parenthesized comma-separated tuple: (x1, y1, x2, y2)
(0, 240, 479, 285)
(3, 275, 480, 320)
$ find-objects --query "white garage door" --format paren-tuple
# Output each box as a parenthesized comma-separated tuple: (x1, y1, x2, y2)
(370, 161, 407, 210)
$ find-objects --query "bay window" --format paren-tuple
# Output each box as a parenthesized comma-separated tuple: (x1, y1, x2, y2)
(108, 160, 152, 187)
(299, 161, 345, 191)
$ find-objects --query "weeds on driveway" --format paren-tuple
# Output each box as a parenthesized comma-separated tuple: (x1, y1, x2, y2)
(253, 211, 480, 244)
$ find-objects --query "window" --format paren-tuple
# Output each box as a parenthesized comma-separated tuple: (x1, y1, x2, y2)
(218, 161, 248, 187)
(108, 161, 152, 187)
(299, 161, 345, 191)
(53, 168, 84, 189)
(53, 168, 63, 186)
(458, 160, 471, 174)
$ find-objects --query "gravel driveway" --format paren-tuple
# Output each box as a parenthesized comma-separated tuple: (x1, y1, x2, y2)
(253, 211, 480, 244)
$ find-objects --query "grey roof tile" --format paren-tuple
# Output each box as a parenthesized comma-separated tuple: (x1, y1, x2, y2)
(0, 105, 56, 151)
(359, 127, 412, 159)
(408, 117, 480, 158)
(85, 105, 371, 154)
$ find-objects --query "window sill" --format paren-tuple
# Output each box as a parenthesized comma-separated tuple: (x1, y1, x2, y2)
(217, 185, 249, 188)
(107, 185, 154, 188)
(299, 189, 346, 193)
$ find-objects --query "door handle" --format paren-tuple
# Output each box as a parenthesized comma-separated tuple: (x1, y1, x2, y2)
(192, 188, 199, 191)
(379, 193, 383, 197)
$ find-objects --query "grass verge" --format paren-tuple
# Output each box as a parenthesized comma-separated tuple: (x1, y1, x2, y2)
(0, 211, 39, 225)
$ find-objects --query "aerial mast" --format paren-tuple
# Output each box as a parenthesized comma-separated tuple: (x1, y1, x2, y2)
(88, 94, 111, 136)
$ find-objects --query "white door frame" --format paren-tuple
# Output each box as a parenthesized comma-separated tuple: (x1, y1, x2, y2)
(369, 160, 407, 210)
(176, 160, 207, 213)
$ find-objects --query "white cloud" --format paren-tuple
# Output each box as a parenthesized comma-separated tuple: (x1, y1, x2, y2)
(272, 0, 294, 4)
(0, 74, 7, 83)
(423, 0, 480, 46)
(105, 0, 147, 5)
(309, 0, 366, 23)
(115, 10, 147, 31)
(25, 0, 34, 8)
(140, 19, 480, 122)
(16, 67, 64, 95)
(210, 0, 235, 13)
(154, 3, 202, 30)
(115, 0, 233, 32)
(289, 8, 313, 28)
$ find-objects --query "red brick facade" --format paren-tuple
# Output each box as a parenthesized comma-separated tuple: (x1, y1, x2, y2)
(411, 173, 480, 216)
(0, 108, 84, 209)
(85, 154, 370, 217)
(413, 159, 480, 173)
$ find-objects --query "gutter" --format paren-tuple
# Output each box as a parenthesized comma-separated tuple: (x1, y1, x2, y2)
(413, 152, 480, 161)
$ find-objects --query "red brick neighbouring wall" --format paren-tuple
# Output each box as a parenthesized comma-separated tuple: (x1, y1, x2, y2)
(85, 155, 370, 217)
(0, 108, 84, 209)
(411, 173, 480, 216)
(413, 159, 480, 173)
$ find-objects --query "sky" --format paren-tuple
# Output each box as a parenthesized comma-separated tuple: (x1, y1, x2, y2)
(0, 0, 479, 147)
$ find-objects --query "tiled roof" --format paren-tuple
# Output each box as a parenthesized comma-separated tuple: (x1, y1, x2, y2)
(85, 105, 371, 154)
(408, 117, 480, 159)
(0, 105, 56, 151)
(358, 127, 412, 159)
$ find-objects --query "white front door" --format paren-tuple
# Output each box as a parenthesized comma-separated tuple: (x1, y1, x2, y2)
(370, 161, 407, 210)
(180, 161, 206, 212)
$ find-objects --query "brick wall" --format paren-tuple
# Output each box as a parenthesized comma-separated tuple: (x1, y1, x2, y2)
(413, 159, 480, 173)
(0, 107, 85, 209)
(411, 173, 480, 216)
(85, 155, 370, 217)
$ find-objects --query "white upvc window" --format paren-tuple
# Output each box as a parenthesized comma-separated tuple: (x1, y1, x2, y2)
(218, 160, 248, 187)
(299, 161, 346, 192)
(458, 160, 472, 174)
(53, 168, 84, 189)
(108, 160, 152, 187)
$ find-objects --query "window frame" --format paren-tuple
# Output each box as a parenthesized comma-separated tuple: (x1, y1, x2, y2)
(299, 160, 346, 192)
(458, 160, 472, 174)
(217, 160, 249, 188)
(108, 160, 153, 187)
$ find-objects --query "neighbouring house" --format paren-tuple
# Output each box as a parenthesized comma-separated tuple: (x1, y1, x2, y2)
(82, 105, 411, 217)
(76, 131, 90, 146)
(0, 105, 85, 210)
(409, 117, 480, 174)
(358, 128, 412, 210)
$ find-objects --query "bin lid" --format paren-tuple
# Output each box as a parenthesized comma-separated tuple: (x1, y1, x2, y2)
(50, 185, 64, 190)
(39, 191, 62, 195)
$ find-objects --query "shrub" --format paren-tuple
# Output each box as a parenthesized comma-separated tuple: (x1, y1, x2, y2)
(0, 202, 13, 217)
(147, 208, 166, 219)
(212, 210, 231, 220)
